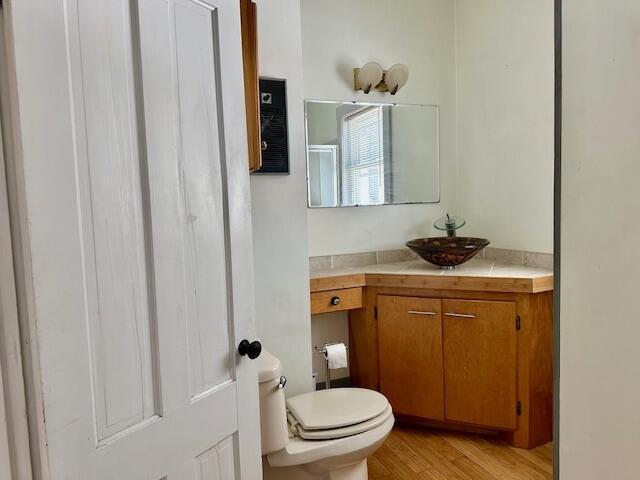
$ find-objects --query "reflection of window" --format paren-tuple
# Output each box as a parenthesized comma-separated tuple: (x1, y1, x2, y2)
(307, 145, 338, 207)
(342, 107, 385, 205)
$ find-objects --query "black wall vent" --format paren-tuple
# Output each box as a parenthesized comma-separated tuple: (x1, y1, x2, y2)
(255, 77, 289, 174)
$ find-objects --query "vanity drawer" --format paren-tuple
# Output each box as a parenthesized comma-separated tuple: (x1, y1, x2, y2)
(311, 287, 363, 314)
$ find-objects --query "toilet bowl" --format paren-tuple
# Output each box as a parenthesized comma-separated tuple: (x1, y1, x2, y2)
(259, 350, 394, 480)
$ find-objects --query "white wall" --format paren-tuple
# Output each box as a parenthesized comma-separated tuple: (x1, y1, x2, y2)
(301, 0, 457, 257)
(456, 0, 554, 253)
(251, 0, 312, 396)
(561, 1, 640, 478)
(301, 0, 554, 256)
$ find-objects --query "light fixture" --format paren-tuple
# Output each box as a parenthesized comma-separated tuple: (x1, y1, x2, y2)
(354, 62, 384, 94)
(353, 62, 409, 95)
(384, 64, 409, 95)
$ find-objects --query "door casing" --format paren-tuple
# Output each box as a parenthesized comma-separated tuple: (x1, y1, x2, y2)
(0, 3, 34, 479)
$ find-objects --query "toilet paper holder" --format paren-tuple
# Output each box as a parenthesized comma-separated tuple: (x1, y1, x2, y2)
(314, 342, 348, 390)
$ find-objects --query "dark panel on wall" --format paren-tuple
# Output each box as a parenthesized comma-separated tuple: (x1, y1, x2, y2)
(255, 77, 289, 174)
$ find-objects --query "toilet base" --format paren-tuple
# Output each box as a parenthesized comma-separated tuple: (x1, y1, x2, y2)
(262, 457, 368, 480)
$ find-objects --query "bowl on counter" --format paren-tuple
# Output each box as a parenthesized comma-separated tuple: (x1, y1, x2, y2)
(406, 237, 490, 269)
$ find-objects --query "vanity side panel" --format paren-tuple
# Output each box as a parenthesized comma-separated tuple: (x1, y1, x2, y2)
(528, 291, 553, 446)
(501, 294, 532, 447)
(501, 291, 553, 449)
(348, 286, 378, 390)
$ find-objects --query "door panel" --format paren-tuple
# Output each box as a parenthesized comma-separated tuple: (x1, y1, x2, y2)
(6, 0, 261, 478)
(195, 436, 235, 480)
(74, 0, 159, 442)
(442, 299, 517, 430)
(173, 0, 233, 399)
(378, 295, 445, 420)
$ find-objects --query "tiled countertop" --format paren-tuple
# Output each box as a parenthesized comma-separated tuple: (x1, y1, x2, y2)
(310, 258, 553, 294)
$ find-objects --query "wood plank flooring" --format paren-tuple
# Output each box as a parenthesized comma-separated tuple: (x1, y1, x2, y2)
(368, 425, 553, 480)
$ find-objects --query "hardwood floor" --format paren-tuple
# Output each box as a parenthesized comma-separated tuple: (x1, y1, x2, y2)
(368, 424, 552, 480)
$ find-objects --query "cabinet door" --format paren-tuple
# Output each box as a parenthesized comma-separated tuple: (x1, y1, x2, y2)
(378, 296, 444, 420)
(443, 299, 517, 429)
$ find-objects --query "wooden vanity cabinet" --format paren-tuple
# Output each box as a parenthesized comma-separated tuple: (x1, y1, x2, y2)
(442, 299, 517, 430)
(378, 296, 444, 420)
(310, 270, 553, 449)
(349, 287, 552, 449)
(378, 296, 518, 431)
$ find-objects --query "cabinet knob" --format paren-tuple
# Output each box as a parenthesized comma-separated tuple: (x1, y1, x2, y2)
(330, 296, 341, 306)
(238, 339, 262, 359)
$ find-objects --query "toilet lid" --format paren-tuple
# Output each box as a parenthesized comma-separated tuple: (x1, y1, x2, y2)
(290, 404, 393, 440)
(286, 388, 389, 431)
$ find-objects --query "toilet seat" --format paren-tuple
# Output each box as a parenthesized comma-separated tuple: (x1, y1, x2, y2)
(286, 388, 391, 440)
(290, 404, 393, 440)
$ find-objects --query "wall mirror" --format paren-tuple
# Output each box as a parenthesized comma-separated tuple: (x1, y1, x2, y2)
(305, 100, 439, 208)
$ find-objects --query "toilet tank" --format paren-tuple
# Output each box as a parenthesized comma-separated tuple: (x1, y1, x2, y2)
(258, 350, 288, 455)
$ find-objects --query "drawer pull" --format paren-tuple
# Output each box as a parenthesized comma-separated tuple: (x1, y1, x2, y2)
(330, 296, 341, 306)
(408, 310, 437, 316)
(445, 312, 476, 318)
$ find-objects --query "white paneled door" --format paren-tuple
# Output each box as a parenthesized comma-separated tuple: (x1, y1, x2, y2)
(4, 0, 261, 478)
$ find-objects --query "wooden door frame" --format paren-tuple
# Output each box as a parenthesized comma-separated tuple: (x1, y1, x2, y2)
(0, 3, 46, 478)
(0, 72, 16, 480)
(0, 4, 34, 479)
(553, 1, 561, 478)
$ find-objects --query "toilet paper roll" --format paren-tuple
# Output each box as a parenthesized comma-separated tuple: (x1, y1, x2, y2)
(325, 343, 348, 370)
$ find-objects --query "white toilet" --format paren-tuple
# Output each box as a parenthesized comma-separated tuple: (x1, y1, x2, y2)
(259, 350, 394, 480)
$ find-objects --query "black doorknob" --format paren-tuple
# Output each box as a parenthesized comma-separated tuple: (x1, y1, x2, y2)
(238, 339, 262, 359)
(330, 296, 341, 306)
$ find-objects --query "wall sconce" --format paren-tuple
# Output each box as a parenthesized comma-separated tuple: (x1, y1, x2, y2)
(354, 63, 409, 95)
